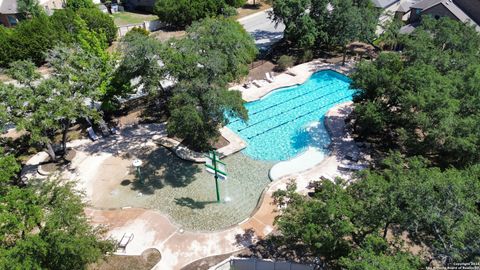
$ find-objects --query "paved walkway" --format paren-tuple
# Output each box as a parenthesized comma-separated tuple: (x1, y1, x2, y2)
(78, 101, 359, 270)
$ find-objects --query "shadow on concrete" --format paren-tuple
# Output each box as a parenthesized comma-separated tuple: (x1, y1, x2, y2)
(130, 147, 201, 194)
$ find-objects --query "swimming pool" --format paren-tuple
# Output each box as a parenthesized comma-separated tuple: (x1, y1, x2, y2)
(227, 70, 353, 161)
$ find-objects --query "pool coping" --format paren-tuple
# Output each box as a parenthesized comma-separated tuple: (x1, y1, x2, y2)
(231, 58, 356, 102)
(229, 59, 356, 181)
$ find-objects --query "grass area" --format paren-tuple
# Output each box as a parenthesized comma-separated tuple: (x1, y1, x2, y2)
(112, 12, 158, 26)
(89, 248, 161, 270)
(234, 0, 271, 20)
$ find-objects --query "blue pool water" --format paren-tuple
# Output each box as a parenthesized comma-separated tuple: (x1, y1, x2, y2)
(227, 70, 354, 161)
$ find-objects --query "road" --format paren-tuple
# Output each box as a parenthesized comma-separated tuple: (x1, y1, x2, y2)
(238, 8, 285, 51)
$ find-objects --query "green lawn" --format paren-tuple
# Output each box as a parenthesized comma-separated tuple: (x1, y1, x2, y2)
(112, 12, 158, 26)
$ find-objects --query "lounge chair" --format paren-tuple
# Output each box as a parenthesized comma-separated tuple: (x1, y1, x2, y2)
(87, 127, 99, 141)
(117, 233, 134, 252)
(110, 126, 119, 135)
(270, 72, 276, 80)
(99, 120, 110, 137)
(338, 163, 367, 171)
(252, 80, 262, 87)
(265, 72, 274, 83)
(286, 68, 297, 77)
(345, 152, 360, 162)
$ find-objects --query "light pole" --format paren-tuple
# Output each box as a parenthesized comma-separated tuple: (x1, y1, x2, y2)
(132, 159, 143, 183)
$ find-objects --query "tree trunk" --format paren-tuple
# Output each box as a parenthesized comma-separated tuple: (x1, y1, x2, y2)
(342, 45, 347, 66)
(61, 120, 70, 154)
(46, 142, 56, 162)
(383, 221, 390, 239)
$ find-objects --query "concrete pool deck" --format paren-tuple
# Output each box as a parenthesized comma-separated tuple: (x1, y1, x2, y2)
(231, 59, 355, 102)
(79, 101, 360, 270)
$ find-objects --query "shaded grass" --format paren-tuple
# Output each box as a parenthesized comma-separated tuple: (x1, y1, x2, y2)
(89, 248, 161, 270)
(112, 12, 158, 26)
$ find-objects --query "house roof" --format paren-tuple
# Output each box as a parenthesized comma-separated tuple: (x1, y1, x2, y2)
(371, 0, 399, 8)
(397, 0, 423, 12)
(410, 0, 480, 31)
(0, 0, 18, 14)
(399, 22, 420, 33)
(411, 0, 442, 9)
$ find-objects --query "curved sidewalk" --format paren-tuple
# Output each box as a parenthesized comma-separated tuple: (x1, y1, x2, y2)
(83, 102, 356, 270)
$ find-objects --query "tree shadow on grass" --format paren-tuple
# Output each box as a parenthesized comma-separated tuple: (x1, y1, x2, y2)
(174, 197, 217, 209)
(130, 147, 202, 194)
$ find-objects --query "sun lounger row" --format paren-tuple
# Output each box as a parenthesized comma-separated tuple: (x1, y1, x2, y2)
(87, 122, 119, 141)
(338, 163, 368, 171)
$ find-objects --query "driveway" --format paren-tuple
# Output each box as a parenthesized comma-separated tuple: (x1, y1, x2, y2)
(238, 8, 285, 51)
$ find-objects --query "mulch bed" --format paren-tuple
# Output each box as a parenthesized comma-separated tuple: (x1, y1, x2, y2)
(89, 248, 161, 270)
(39, 162, 61, 173)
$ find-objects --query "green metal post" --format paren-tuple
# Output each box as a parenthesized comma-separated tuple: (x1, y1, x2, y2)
(212, 151, 220, 202)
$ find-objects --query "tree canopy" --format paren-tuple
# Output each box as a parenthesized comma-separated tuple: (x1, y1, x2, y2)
(270, 0, 378, 49)
(0, 8, 114, 67)
(351, 17, 480, 167)
(117, 18, 256, 149)
(273, 153, 480, 268)
(165, 18, 255, 148)
(0, 178, 114, 269)
(1, 46, 111, 161)
(154, 0, 241, 27)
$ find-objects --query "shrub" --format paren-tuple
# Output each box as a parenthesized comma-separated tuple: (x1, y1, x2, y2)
(154, 0, 224, 27)
(221, 5, 238, 17)
(0, 26, 14, 67)
(65, 0, 95, 11)
(8, 14, 57, 66)
(276, 55, 294, 71)
(0, 9, 109, 67)
(299, 49, 313, 63)
(78, 8, 117, 44)
(125, 27, 149, 38)
(225, 0, 246, 8)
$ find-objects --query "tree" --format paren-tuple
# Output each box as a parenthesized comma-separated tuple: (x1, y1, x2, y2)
(0, 149, 21, 188)
(273, 179, 356, 263)
(78, 8, 117, 44)
(339, 235, 423, 270)
(328, 0, 377, 64)
(113, 31, 173, 112)
(0, 26, 14, 67)
(17, 0, 44, 18)
(7, 14, 58, 65)
(4, 47, 108, 161)
(49, 9, 108, 58)
(351, 17, 480, 166)
(0, 179, 115, 269)
(163, 18, 255, 148)
(225, 0, 245, 8)
(272, 153, 480, 267)
(167, 80, 247, 149)
(65, 0, 95, 11)
(153, 0, 225, 27)
(378, 17, 403, 50)
(270, 0, 377, 50)
(0, 9, 108, 67)
(171, 17, 258, 83)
